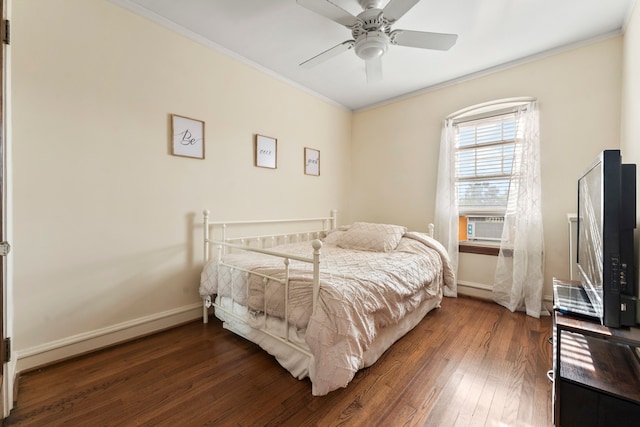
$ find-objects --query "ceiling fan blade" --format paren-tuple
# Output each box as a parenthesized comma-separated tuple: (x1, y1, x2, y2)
(382, 0, 421, 23)
(300, 40, 355, 68)
(297, 0, 358, 27)
(391, 29, 458, 51)
(365, 57, 383, 83)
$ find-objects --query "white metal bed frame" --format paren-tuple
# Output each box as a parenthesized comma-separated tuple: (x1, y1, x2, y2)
(200, 210, 445, 395)
(202, 209, 338, 355)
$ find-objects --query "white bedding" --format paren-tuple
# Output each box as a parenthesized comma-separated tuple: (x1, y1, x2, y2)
(200, 231, 456, 395)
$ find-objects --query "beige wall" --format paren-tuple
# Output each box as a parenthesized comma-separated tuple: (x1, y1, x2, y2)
(9, 0, 634, 376)
(11, 0, 351, 364)
(621, 2, 640, 295)
(352, 36, 624, 301)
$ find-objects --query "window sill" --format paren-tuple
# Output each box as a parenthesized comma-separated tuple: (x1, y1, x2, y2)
(459, 241, 513, 257)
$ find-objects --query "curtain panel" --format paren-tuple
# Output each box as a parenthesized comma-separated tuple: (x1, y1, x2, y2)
(434, 119, 458, 297)
(492, 102, 546, 317)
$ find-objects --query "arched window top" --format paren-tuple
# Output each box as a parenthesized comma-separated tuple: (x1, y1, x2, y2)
(447, 97, 537, 123)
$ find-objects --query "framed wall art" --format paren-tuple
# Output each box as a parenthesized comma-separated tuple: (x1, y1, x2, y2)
(171, 114, 205, 159)
(304, 147, 320, 176)
(255, 134, 277, 169)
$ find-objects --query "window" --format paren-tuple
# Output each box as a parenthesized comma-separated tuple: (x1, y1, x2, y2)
(455, 113, 516, 215)
(436, 99, 543, 309)
(454, 111, 518, 247)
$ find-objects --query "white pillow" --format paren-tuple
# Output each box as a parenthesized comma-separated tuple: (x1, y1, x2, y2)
(322, 225, 350, 245)
(337, 222, 406, 252)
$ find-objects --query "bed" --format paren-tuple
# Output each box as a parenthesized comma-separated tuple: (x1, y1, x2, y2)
(199, 209, 456, 395)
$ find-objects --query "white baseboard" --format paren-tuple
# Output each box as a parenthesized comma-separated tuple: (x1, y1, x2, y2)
(457, 280, 493, 300)
(15, 303, 203, 373)
(457, 280, 554, 310)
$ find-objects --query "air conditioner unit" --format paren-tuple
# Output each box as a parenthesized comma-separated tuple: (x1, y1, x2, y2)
(466, 216, 504, 241)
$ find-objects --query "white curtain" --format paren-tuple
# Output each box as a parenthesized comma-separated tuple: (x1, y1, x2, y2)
(492, 102, 546, 317)
(434, 119, 458, 297)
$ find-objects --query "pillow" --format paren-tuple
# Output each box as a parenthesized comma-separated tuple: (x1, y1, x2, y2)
(322, 226, 350, 245)
(337, 222, 406, 252)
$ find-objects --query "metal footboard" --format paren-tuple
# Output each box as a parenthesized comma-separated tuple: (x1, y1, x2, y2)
(201, 209, 336, 352)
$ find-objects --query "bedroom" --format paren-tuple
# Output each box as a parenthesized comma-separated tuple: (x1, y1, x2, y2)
(2, 0, 640, 423)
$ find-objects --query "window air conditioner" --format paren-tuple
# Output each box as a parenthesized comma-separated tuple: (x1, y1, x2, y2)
(466, 216, 504, 241)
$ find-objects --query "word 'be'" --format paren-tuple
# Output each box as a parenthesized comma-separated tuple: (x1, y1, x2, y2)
(177, 129, 201, 146)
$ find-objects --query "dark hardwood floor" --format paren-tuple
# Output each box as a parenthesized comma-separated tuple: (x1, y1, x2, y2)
(5, 296, 553, 426)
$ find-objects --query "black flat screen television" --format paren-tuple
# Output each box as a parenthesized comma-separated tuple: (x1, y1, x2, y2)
(577, 149, 637, 328)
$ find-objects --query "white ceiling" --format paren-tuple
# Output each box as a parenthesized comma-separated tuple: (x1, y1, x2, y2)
(112, 0, 635, 111)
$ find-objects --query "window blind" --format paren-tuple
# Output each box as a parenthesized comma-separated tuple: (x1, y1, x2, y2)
(455, 113, 517, 214)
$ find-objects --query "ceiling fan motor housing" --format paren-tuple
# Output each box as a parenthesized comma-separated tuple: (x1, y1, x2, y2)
(358, 0, 385, 9)
(353, 8, 390, 34)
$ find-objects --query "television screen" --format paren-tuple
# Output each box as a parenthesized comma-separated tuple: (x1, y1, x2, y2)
(577, 160, 604, 318)
(576, 149, 637, 327)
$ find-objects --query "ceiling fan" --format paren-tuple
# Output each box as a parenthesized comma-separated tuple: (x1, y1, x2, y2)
(297, 0, 458, 82)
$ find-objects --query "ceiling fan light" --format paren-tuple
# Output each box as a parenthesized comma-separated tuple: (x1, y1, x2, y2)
(354, 32, 389, 60)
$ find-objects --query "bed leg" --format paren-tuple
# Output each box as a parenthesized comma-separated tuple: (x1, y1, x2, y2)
(203, 300, 209, 324)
